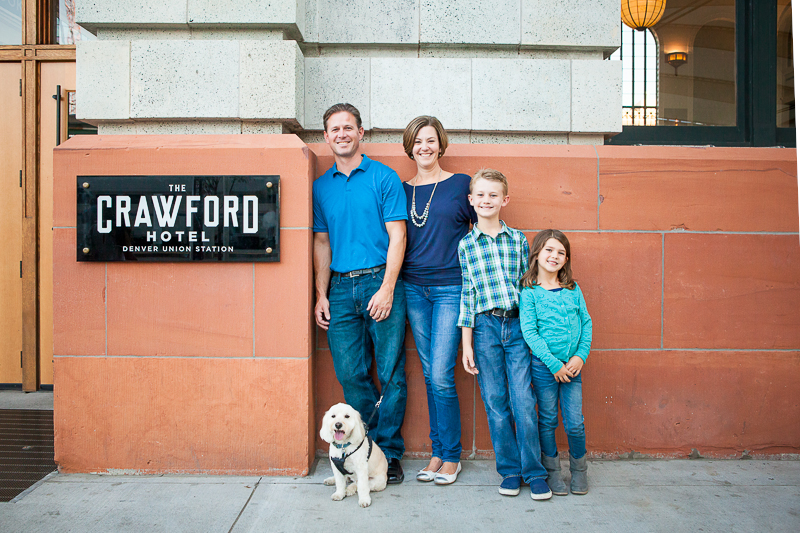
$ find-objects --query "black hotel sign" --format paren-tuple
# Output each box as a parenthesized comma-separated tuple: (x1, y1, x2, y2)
(77, 176, 280, 262)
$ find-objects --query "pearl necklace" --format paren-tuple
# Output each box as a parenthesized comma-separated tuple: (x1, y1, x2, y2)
(410, 169, 441, 228)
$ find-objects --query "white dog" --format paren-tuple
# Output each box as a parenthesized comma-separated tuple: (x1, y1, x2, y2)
(319, 403, 388, 508)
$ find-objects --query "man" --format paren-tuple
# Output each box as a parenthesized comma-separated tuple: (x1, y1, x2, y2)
(313, 103, 407, 483)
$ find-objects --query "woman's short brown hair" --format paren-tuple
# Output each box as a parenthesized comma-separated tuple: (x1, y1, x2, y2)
(402, 116, 449, 159)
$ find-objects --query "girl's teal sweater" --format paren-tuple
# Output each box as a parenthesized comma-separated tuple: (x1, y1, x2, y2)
(519, 283, 593, 375)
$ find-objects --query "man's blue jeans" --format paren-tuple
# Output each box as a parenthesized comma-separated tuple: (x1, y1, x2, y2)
(405, 282, 462, 463)
(327, 269, 407, 460)
(473, 313, 547, 483)
(530, 355, 587, 459)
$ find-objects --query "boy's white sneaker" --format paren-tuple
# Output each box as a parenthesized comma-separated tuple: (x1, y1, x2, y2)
(499, 475, 521, 496)
(530, 478, 553, 500)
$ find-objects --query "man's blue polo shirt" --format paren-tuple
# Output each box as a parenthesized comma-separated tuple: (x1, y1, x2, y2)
(313, 154, 407, 273)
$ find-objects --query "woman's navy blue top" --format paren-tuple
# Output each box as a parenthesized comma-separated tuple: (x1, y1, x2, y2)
(402, 173, 476, 286)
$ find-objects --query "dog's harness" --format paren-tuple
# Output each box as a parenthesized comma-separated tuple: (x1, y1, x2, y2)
(330, 435, 373, 476)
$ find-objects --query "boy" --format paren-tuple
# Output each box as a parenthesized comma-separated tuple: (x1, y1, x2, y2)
(458, 168, 551, 501)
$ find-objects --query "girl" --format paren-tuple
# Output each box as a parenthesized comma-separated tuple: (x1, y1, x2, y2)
(519, 229, 592, 496)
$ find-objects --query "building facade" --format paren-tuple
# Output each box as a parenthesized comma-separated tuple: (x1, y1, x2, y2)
(2, 1, 798, 473)
(76, 0, 622, 145)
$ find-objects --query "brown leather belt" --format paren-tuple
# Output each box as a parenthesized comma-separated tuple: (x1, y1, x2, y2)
(332, 264, 386, 278)
(481, 307, 519, 318)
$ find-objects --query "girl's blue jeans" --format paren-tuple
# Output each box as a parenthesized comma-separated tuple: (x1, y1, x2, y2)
(326, 269, 407, 461)
(473, 313, 547, 483)
(530, 355, 587, 459)
(404, 282, 462, 463)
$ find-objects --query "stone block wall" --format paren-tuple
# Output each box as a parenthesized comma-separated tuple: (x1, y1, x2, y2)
(76, 0, 621, 143)
(53, 135, 316, 474)
(51, 137, 799, 473)
(308, 144, 800, 459)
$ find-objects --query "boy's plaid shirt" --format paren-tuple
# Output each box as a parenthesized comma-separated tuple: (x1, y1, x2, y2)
(457, 221, 530, 328)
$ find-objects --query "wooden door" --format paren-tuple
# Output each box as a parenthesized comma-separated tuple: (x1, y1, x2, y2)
(1, 0, 77, 390)
(39, 62, 75, 386)
(0, 63, 24, 384)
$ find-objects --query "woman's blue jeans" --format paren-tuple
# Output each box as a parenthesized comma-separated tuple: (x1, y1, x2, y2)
(530, 355, 587, 459)
(473, 313, 547, 483)
(405, 282, 462, 463)
(326, 270, 407, 460)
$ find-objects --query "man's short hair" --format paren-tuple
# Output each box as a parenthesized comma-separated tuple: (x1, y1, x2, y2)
(470, 168, 509, 196)
(323, 103, 363, 131)
(402, 116, 449, 159)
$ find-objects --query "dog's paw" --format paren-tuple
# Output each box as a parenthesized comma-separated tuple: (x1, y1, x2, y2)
(345, 483, 358, 496)
(323, 476, 336, 486)
(331, 491, 345, 501)
(358, 496, 372, 508)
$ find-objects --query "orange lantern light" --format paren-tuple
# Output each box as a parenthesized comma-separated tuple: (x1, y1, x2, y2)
(621, 0, 666, 31)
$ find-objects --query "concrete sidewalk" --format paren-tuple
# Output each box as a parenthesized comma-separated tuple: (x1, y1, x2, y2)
(2, 458, 798, 533)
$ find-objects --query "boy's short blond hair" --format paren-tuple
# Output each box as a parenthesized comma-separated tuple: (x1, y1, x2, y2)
(470, 168, 509, 196)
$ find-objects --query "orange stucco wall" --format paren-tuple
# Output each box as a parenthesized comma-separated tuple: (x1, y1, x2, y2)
(310, 143, 800, 459)
(53, 138, 799, 475)
(53, 135, 316, 474)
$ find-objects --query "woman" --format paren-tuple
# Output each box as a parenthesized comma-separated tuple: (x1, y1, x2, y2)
(401, 116, 475, 485)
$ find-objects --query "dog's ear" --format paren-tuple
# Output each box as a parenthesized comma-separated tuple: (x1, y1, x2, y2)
(319, 410, 333, 443)
(350, 409, 366, 443)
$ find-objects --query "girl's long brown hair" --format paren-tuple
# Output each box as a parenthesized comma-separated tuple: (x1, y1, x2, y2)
(520, 229, 576, 290)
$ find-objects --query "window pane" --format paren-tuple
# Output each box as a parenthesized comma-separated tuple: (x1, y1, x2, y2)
(777, 0, 794, 127)
(646, 79, 657, 107)
(617, 26, 659, 127)
(57, 0, 96, 44)
(618, 0, 737, 127)
(0, 0, 22, 45)
(67, 91, 98, 138)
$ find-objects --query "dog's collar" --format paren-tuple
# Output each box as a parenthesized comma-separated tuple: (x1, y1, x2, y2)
(332, 441, 352, 450)
(330, 435, 373, 476)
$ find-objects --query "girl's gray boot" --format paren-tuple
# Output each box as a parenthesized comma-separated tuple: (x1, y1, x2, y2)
(541, 454, 568, 496)
(569, 454, 588, 495)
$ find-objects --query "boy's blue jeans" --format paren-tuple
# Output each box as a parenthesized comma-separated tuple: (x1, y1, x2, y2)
(473, 313, 547, 483)
(326, 270, 407, 460)
(530, 355, 587, 459)
(405, 282, 462, 463)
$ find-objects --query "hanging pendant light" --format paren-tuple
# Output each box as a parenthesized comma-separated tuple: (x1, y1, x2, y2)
(621, 0, 666, 31)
